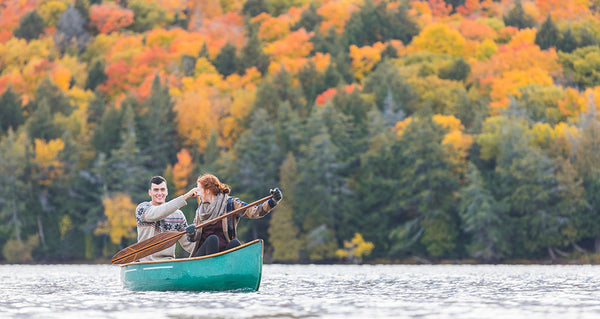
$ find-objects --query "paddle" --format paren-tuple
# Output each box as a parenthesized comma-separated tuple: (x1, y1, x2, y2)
(111, 194, 274, 264)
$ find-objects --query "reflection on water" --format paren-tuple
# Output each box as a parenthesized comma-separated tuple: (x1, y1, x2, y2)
(1, 264, 600, 318)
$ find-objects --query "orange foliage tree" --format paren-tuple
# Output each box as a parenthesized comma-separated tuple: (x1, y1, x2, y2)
(172, 148, 194, 196)
(89, 4, 134, 34)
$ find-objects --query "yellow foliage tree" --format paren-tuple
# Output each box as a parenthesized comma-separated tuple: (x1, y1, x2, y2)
(172, 148, 194, 196)
(349, 42, 385, 81)
(335, 233, 374, 263)
(317, 0, 360, 34)
(32, 138, 65, 186)
(95, 193, 137, 245)
(408, 23, 467, 57)
(174, 89, 217, 153)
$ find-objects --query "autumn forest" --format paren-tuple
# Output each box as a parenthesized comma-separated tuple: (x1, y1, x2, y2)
(1, 0, 600, 264)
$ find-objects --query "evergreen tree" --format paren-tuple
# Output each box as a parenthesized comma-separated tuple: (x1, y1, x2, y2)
(213, 42, 239, 77)
(390, 116, 460, 258)
(241, 0, 269, 17)
(102, 106, 150, 200)
(135, 75, 180, 172)
(573, 104, 600, 252)
(13, 10, 46, 41)
(268, 152, 302, 261)
(459, 163, 502, 260)
(92, 103, 124, 156)
(238, 31, 270, 75)
(297, 61, 326, 105)
(363, 60, 419, 116)
(221, 109, 284, 241)
(342, 0, 419, 47)
(181, 55, 196, 77)
(535, 15, 559, 50)
(0, 87, 24, 134)
(503, 0, 536, 30)
(291, 3, 322, 32)
(0, 130, 30, 246)
(86, 90, 106, 124)
(557, 27, 577, 53)
(74, 0, 90, 21)
(295, 122, 345, 261)
(438, 57, 471, 82)
(86, 60, 108, 91)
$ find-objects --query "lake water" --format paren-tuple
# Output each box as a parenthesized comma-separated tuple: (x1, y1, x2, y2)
(1, 264, 599, 318)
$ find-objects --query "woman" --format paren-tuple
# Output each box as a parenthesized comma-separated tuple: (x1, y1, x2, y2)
(185, 174, 282, 257)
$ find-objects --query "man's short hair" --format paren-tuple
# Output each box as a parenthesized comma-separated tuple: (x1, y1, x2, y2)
(149, 176, 167, 189)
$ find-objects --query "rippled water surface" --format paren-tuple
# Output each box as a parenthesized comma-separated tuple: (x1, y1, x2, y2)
(1, 264, 600, 318)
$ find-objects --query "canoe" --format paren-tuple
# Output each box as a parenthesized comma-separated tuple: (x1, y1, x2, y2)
(120, 239, 263, 292)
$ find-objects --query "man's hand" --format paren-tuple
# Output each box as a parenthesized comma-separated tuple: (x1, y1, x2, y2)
(183, 187, 199, 200)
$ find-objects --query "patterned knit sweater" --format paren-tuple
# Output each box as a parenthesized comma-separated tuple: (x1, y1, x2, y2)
(135, 195, 195, 262)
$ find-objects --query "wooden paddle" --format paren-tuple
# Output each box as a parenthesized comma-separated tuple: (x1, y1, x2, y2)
(111, 194, 274, 264)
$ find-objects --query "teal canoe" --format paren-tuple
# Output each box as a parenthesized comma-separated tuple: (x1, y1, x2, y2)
(120, 239, 263, 292)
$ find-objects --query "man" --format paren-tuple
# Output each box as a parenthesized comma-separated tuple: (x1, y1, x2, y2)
(136, 176, 198, 262)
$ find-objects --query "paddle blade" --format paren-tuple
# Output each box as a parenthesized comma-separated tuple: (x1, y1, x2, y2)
(111, 231, 184, 264)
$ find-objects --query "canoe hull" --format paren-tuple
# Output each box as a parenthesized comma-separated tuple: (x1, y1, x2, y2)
(120, 239, 263, 292)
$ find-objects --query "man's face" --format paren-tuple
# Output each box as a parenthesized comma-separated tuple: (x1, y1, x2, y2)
(149, 181, 168, 205)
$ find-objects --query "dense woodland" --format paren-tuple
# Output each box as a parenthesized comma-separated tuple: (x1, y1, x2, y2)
(1, 0, 600, 264)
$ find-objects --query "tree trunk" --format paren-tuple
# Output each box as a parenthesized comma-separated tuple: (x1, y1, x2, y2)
(548, 247, 557, 262)
(595, 236, 600, 253)
(37, 216, 46, 247)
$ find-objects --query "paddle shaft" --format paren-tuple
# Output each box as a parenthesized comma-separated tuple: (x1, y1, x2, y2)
(111, 194, 274, 264)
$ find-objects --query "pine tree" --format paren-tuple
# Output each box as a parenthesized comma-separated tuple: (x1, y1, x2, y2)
(557, 27, 578, 53)
(238, 32, 270, 75)
(535, 15, 559, 50)
(135, 75, 180, 171)
(268, 152, 302, 261)
(213, 42, 239, 77)
(13, 10, 46, 41)
(86, 60, 108, 90)
(503, 0, 535, 30)
(0, 87, 24, 134)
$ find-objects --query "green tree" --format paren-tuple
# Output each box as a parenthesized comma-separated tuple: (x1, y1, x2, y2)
(389, 115, 460, 258)
(438, 57, 471, 82)
(0, 130, 30, 246)
(268, 152, 302, 261)
(503, 0, 535, 30)
(573, 104, 600, 252)
(559, 46, 600, 89)
(557, 27, 577, 53)
(291, 3, 322, 32)
(135, 75, 180, 171)
(213, 42, 239, 77)
(92, 103, 124, 156)
(363, 59, 419, 117)
(459, 163, 501, 260)
(221, 109, 284, 242)
(298, 61, 326, 105)
(535, 15, 559, 50)
(238, 31, 270, 75)
(0, 87, 24, 134)
(86, 60, 108, 90)
(241, 0, 269, 17)
(342, 0, 419, 47)
(128, 0, 171, 32)
(13, 10, 46, 41)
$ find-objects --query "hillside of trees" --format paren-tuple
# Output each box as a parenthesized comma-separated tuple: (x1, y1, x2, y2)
(1, 0, 600, 264)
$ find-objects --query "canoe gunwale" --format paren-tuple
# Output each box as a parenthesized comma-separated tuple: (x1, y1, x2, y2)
(119, 238, 262, 267)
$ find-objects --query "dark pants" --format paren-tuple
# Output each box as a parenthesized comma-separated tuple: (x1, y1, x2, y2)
(192, 234, 241, 257)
